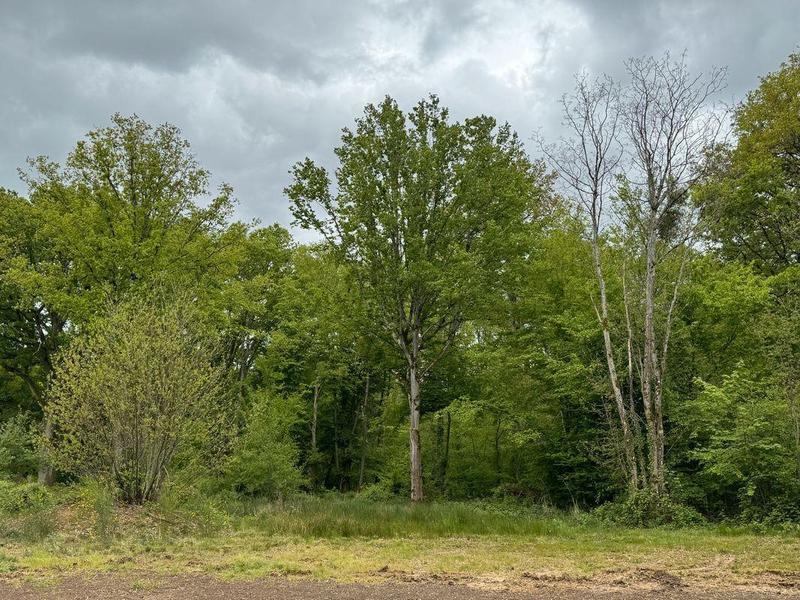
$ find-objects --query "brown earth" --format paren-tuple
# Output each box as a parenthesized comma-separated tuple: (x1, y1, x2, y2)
(2, 571, 800, 600)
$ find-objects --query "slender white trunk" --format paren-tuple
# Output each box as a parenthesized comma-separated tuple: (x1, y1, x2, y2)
(642, 215, 664, 493)
(591, 228, 638, 490)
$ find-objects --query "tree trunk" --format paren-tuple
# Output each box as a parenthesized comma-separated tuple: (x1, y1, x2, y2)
(642, 216, 665, 494)
(357, 375, 370, 490)
(38, 416, 55, 485)
(591, 234, 638, 491)
(408, 361, 423, 502)
(623, 265, 647, 488)
(311, 383, 319, 453)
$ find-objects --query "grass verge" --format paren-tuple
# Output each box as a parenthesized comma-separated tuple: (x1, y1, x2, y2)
(1, 493, 799, 588)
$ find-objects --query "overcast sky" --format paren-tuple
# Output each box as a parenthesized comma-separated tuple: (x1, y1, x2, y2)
(1, 0, 798, 234)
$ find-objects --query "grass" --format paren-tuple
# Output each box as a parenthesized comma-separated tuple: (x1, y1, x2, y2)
(234, 495, 579, 537)
(1, 492, 799, 588)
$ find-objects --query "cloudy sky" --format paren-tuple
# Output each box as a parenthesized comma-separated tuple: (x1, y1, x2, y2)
(1, 0, 798, 234)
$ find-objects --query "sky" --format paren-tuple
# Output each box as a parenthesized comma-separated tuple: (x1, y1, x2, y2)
(1, 0, 798, 235)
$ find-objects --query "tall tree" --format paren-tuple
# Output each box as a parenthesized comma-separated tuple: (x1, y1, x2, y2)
(698, 53, 800, 274)
(540, 74, 640, 491)
(622, 54, 725, 493)
(0, 115, 241, 483)
(287, 96, 549, 501)
(544, 54, 725, 494)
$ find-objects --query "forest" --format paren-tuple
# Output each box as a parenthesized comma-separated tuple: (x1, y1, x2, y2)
(1, 50, 799, 536)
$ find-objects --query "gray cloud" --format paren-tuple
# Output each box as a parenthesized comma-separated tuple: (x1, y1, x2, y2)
(1, 0, 798, 237)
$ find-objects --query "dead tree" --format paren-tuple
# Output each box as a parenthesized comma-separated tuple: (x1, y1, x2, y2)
(540, 73, 639, 491)
(543, 54, 725, 495)
(621, 53, 725, 493)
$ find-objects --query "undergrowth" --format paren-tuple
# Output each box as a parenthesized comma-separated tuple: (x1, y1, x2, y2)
(1, 479, 799, 548)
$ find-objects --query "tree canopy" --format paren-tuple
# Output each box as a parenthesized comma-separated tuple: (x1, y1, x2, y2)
(0, 54, 799, 522)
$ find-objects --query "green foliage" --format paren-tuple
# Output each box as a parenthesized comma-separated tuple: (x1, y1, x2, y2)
(76, 478, 118, 545)
(0, 480, 57, 542)
(222, 393, 306, 498)
(12, 114, 240, 322)
(0, 413, 38, 479)
(0, 480, 53, 514)
(681, 367, 800, 520)
(699, 53, 800, 273)
(46, 296, 225, 504)
(287, 95, 550, 366)
(153, 480, 230, 537)
(593, 489, 706, 528)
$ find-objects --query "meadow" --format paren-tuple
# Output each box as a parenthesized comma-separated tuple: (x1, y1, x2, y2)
(1, 487, 798, 591)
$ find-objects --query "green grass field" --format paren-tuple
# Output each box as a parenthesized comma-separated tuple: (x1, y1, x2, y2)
(1, 493, 799, 588)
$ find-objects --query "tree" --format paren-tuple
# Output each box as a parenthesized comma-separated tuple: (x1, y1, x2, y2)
(698, 53, 800, 274)
(0, 115, 242, 483)
(45, 297, 223, 504)
(264, 246, 360, 484)
(218, 224, 294, 400)
(622, 54, 725, 493)
(14, 114, 239, 321)
(223, 391, 306, 498)
(287, 96, 549, 501)
(539, 74, 640, 491)
(544, 54, 725, 494)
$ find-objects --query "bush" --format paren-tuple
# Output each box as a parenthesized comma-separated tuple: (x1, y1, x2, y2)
(0, 480, 53, 514)
(0, 413, 38, 479)
(0, 480, 57, 542)
(46, 297, 224, 504)
(153, 481, 229, 536)
(222, 393, 305, 498)
(593, 489, 706, 528)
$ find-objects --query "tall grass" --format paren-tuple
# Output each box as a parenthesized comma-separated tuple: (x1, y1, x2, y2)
(235, 495, 583, 538)
(0, 481, 57, 542)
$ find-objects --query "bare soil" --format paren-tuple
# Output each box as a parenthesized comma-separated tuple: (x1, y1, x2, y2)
(2, 572, 800, 600)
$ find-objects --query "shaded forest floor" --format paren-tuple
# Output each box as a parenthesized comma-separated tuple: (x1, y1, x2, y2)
(1, 497, 800, 597)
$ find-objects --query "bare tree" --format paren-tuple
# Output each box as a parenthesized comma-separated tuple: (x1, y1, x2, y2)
(542, 54, 725, 495)
(621, 53, 725, 493)
(539, 74, 640, 491)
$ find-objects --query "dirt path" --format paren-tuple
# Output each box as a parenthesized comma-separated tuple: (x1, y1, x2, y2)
(2, 574, 799, 600)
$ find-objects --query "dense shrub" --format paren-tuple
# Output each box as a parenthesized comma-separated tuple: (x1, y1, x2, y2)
(0, 480, 53, 514)
(45, 298, 224, 504)
(222, 393, 305, 498)
(0, 414, 38, 479)
(0, 480, 57, 542)
(593, 489, 706, 527)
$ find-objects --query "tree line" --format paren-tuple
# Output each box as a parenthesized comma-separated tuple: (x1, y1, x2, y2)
(0, 52, 798, 521)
